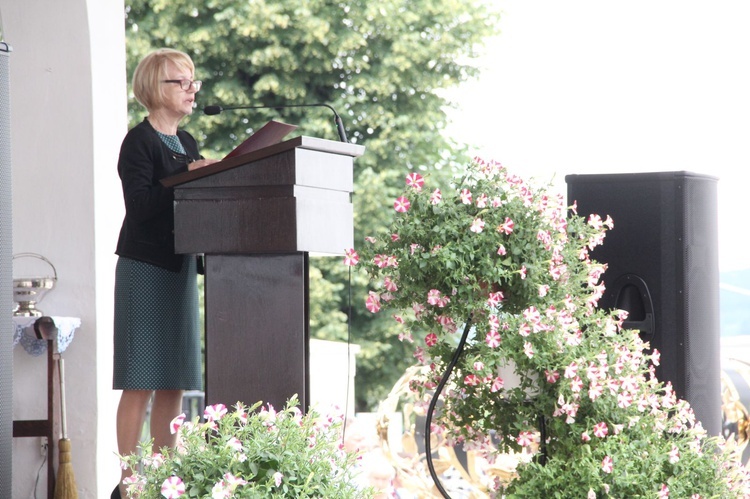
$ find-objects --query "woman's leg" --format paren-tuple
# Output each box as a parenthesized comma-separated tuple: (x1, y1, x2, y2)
(116, 389, 153, 497)
(151, 389, 184, 450)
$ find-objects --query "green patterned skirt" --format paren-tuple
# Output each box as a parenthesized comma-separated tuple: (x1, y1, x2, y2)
(113, 256, 202, 390)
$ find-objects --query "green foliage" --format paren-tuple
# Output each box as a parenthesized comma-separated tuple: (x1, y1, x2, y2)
(356, 158, 750, 497)
(118, 396, 373, 498)
(124, 0, 498, 170)
(124, 0, 499, 411)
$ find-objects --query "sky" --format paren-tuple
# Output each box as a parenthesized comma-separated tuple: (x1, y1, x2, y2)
(446, 1, 750, 273)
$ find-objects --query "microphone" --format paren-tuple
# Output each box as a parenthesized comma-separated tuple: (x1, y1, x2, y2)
(204, 103, 348, 143)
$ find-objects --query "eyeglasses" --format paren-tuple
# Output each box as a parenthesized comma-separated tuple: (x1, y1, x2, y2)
(162, 79, 202, 91)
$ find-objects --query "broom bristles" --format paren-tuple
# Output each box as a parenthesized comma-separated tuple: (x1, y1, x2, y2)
(54, 438, 78, 499)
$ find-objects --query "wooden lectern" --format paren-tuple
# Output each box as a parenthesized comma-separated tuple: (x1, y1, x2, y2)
(164, 136, 364, 411)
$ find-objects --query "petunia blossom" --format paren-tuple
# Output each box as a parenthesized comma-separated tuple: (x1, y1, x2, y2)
(470, 218, 485, 233)
(460, 188, 472, 204)
(161, 476, 186, 498)
(516, 431, 535, 447)
(427, 289, 442, 305)
(523, 341, 534, 358)
(405, 172, 425, 190)
(497, 217, 514, 235)
(170, 413, 186, 434)
(485, 329, 501, 348)
(518, 323, 531, 337)
(227, 437, 243, 452)
(430, 188, 442, 205)
(211, 481, 231, 499)
(273, 472, 284, 487)
(147, 452, 165, 469)
(343, 248, 359, 266)
(394, 196, 410, 212)
(365, 292, 381, 313)
(486, 291, 504, 308)
(593, 422, 608, 438)
(668, 445, 680, 464)
(601, 456, 613, 474)
(425, 333, 438, 347)
(204, 404, 228, 422)
(490, 376, 504, 392)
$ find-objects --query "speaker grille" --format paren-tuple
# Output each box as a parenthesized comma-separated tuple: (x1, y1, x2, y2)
(682, 175, 721, 434)
(566, 171, 721, 435)
(0, 44, 12, 496)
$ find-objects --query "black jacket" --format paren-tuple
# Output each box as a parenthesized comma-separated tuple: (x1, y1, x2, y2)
(115, 118, 200, 272)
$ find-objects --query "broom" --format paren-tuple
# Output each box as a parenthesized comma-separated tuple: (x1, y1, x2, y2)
(54, 357, 78, 499)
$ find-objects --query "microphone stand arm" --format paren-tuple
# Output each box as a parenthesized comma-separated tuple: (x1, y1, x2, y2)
(209, 103, 348, 143)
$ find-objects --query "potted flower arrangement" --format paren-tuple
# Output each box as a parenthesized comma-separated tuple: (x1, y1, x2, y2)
(350, 157, 750, 497)
(118, 396, 373, 498)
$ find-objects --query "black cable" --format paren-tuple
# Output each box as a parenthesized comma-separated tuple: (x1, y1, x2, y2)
(424, 317, 473, 499)
(538, 413, 548, 465)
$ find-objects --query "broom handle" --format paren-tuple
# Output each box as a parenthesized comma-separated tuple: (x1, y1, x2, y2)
(58, 357, 67, 439)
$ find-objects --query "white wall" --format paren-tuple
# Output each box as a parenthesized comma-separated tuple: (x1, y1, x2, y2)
(0, 0, 125, 497)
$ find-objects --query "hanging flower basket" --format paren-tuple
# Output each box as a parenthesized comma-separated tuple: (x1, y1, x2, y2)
(351, 157, 750, 498)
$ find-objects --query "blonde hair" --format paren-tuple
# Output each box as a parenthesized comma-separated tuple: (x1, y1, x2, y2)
(132, 48, 195, 111)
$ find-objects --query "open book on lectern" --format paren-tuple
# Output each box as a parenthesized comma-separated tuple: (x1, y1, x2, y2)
(222, 120, 298, 159)
(161, 120, 297, 187)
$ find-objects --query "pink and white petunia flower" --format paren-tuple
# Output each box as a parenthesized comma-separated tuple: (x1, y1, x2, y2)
(476, 193, 489, 208)
(497, 217, 514, 235)
(516, 431, 536, 447)
(425, 333, 438, 347)
(365, 292, 381, 313)
(668, 445, 680, 464)
(427, 289, 442, 305)
(486, 291, 504, 308)
(523, 341, 534, 358)
(227, 437, 243, 452)
(170, 413, 186, 434)
(485, 330, 501, 348)
(405, 172, 424, 190)
(601, 456, 613, 474)
(204, 404, 228, 422)
(470, 218, 485, 233)
(430, 188, 442, 205)
(394, 196, 411, 212)
(593, 422, 608, 438)
(161, 476, 186, 498)
(343, 248, 359, 266)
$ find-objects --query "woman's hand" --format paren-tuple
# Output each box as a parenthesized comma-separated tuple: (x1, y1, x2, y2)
(188, 158, 219, 171)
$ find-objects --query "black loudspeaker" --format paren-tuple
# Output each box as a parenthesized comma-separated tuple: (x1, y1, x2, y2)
(0, 40, 12, 497)
(566, 171, 721, 436)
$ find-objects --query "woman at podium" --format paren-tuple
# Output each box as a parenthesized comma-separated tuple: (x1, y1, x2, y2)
(111, 48, 217, 499)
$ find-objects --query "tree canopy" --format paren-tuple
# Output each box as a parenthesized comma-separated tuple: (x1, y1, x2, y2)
(125, 0, 500, 410)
